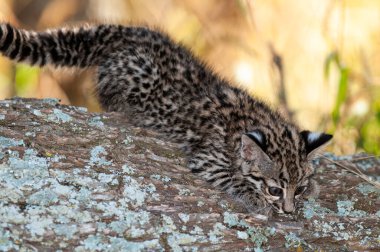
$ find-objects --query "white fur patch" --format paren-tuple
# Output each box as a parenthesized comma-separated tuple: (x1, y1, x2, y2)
(307, 132, 322, 143)
(249, 131, 263, 144)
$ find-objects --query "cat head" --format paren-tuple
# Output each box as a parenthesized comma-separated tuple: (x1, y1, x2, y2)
(239, 129, 332, 214)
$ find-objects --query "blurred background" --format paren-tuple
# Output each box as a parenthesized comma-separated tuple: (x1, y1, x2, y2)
(0, 0, 379, 155)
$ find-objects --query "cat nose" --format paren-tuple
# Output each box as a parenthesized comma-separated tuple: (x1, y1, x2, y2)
(283, 209, 295, 214)
(283, 203, 295, 214)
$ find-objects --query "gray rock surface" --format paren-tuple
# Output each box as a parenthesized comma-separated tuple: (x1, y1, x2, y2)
(0, 98, 379, 251)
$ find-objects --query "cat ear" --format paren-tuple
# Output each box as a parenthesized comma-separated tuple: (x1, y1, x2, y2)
(240, 130, 274, 175)
(240, 130, 267, 160)
(300, 130, 333, 158)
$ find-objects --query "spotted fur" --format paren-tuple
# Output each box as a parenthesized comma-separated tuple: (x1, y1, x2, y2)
(0, 23, 332, 214)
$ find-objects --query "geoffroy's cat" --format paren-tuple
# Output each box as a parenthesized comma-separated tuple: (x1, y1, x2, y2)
(0, 23, 332, 214)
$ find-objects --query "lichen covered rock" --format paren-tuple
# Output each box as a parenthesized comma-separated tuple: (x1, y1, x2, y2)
(0, 98, 379, 251)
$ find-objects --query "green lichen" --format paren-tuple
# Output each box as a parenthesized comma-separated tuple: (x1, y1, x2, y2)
(0, 147, 51, 204)
(161, 176, 171, 183)
(0, 203, 25, 224)
(123, 136, 134, 145)
(107, 237, 161, 252)
(337, 200, 354, 216)
(54, 224, 78, 239)
(27, 189, 59, 206)
(89, 146, 112, 166)
(357, 183, 380, 197)
(25, 131, 36, 137)
(123, 176, 159, 207)
(80, 235, 107, 251)
(190, 225, 204, 235)
(98, 173, 119, 186)
(207, 223, 226, 244)
(302, 198, 333, 219)
(246, 226, 274, 250)
(150, 174, 161, 180)
(197, 201, 205, 207)
(223, 212, 240, 227)
(75, 106, 88, 113)
(8, 148, 48, 171)
(42, 98, 60, 106)
(285, 232, 310, 249)
(237, 231, 249, 240)
(223, 211, 275, 250)
(158, 214, 178, 235)
(47, 108, 72, 123)
(109, 221, 131, 235)
(168, 233, 198, 252)
(218, 200, 230, 210)
(32, 109, 43, 116)
(122, 164, 135, 174)
(178, 188, 192, 196)
(52, 169, 96, 189)
(49, 154, 66, 163)
(88, 116, 104, 128)
(26, 215, 54, 237)
(356, 160, 375, 171)
(178, 213, 190, 223)
(336, 200, 367, 217)
(0, 136, 24, 148)
(0, 227, 18, 251)
(107, 210, 151, 237)
(128, 227, 146, 238)
(150, 174, 171, 183)
(311, 218, 376, 244)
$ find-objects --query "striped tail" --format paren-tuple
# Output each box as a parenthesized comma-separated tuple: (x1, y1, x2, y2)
(0, 23, 126, 67)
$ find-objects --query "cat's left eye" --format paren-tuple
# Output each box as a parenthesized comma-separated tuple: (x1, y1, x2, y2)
(268, 187, 283, 197)
(295, 186, 307, 195)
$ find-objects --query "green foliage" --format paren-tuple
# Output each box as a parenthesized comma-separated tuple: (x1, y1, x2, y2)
(360, 90, 380, 154)
(15, 64, 40, 97)
(324, 52, 349, 126)
(325, 51, 380, 154)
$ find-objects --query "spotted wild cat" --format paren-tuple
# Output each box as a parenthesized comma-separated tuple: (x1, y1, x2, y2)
(0, 23, 332, 214)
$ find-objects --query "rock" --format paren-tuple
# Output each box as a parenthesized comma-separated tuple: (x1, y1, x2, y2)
(0, 98, 379, 251)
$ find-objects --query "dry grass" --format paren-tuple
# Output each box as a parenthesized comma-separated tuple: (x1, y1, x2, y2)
(317, 154, 380, 190)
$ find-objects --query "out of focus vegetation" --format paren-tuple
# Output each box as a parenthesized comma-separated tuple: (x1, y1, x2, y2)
(0, 0, 379, 155)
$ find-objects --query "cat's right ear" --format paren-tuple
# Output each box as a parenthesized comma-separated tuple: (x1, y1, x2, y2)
(240, 130, 274, 175)
(240, 130, 267, 160)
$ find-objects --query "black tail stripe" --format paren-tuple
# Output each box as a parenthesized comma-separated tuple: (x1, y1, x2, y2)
(30, 41, 39, 65)
(38, 44, 46, 66)
(0, 24, 14, 51)
(9, 29, 21, 59)
(18, 44, 31, 62)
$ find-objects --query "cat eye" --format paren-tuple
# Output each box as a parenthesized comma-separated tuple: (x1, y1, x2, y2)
(268, 187, 283, 197)
(295, 186, 307, 195)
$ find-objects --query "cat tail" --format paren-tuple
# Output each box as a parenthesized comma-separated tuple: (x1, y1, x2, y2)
(0, 23, 130, 68)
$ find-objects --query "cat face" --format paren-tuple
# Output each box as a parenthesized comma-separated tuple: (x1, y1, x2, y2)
(240, 130, 332, 214)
